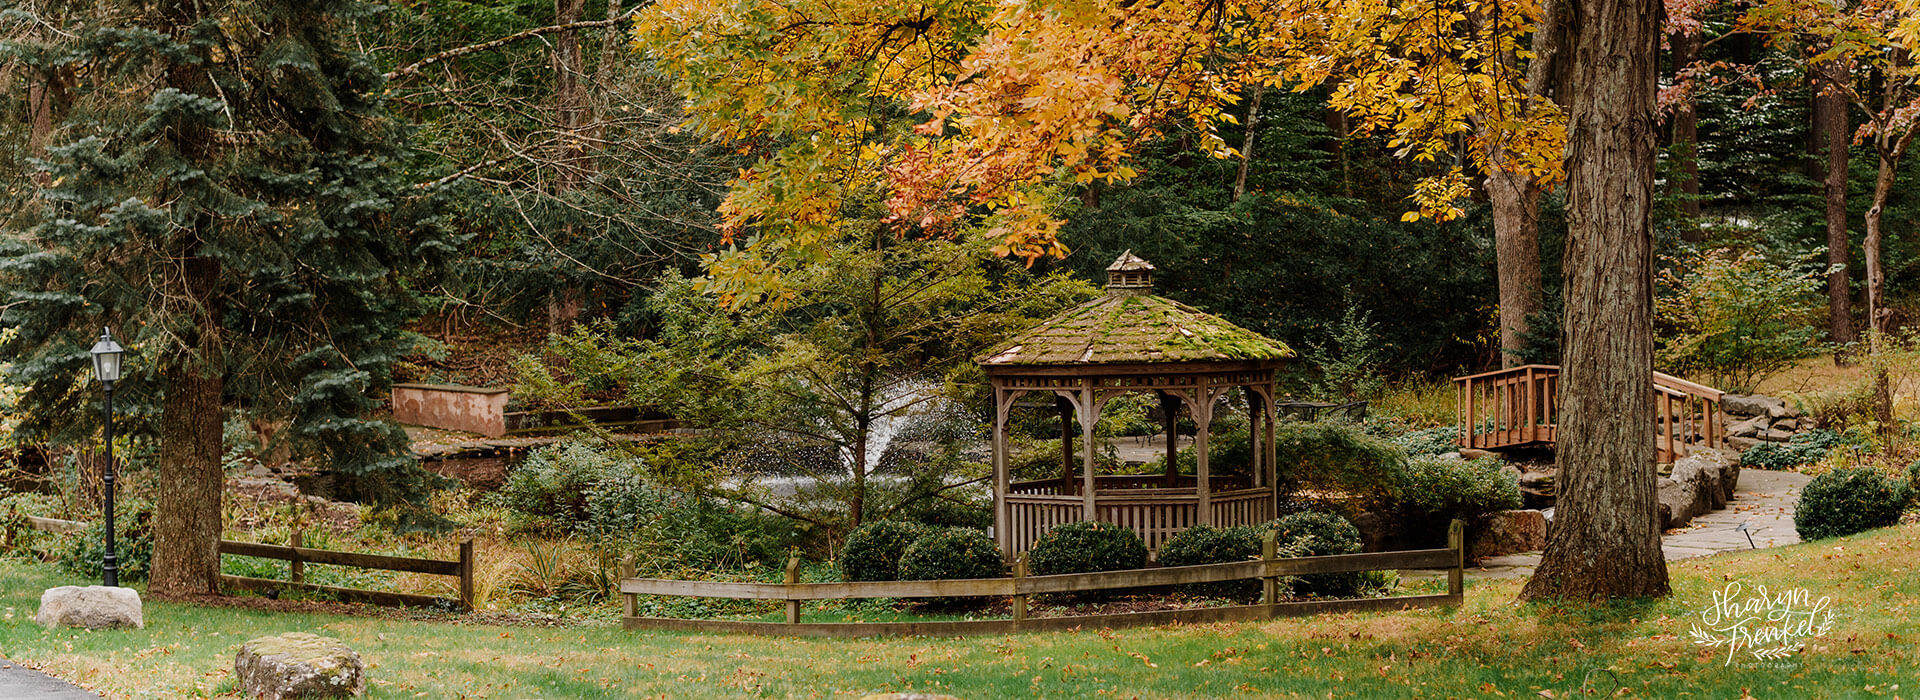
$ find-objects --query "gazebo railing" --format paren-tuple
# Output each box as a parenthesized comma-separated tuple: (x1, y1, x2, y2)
(1008, 474, 1255, 496)
(1005, 485, 1274, 557)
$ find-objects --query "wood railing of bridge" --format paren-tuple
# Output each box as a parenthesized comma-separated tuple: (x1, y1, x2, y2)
(1454, 364, 1725, 462)
(619, 521, 1465, 637)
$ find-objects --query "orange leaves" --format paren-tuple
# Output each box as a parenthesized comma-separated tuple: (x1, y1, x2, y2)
(639, 0, 1574, 300)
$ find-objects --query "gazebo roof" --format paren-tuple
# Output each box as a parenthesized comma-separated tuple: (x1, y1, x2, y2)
(976, 253, 1293, 368)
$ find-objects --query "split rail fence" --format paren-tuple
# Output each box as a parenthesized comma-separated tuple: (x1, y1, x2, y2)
(5, 516, 472, 611)
(620, 520, 1465, 637)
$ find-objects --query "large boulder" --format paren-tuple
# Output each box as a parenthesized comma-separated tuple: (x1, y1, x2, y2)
(1721, 394, 1786, 417)
(1725, 436, 1761, 452)
(1470, 510, 1548, 559)
(1519, 470, 1557, 509)
(1350, 511, 1393, 552)
(35, 586, 142, 630)
(1657, 477, 1702, 530)
(1672, 456, 1725, 511)
(235, 633, 365, 699)
(1727, 415, 1769, 438)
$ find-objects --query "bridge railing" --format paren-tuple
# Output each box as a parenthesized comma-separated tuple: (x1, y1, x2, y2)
(1454, 365, 1723, 461)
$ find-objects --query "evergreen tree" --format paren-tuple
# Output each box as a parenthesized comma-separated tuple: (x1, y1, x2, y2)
(0, 0, 448, 597)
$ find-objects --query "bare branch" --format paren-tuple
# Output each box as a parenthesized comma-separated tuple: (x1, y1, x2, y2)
(382, 7, 643, 82)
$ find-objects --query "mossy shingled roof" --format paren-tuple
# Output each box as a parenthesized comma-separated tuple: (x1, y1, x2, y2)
(976, 292, 1293, 367)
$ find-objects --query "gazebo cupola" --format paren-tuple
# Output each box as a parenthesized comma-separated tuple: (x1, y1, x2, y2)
(1105, 250, 1155, 294)
(977, 252, 1293, 559)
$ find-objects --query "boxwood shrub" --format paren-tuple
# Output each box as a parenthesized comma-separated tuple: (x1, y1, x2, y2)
(898, 527, 1003, 581)
(1794, 467, 1912, 540)
(1026, 521, 1147, 576)
(1400, 456, 1523, 546)
(1261, 511, 1365, 598)
(1156, 524, 1302, 600)
(840, 520, 931, 582)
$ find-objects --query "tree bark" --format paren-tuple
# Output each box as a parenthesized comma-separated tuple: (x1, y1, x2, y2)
(1519, 0, 1670, 602)
(1815, 61, 1854, 350)
(1669, 30, 1702, 226)
(1488, 164, 1542, 367)
(148, 0, 229, 599)
(1481, 0, 1568, 368)
(546, 0, 591, 332)
(1233, 85, 1264, 201)
(149, 256, 226, 598)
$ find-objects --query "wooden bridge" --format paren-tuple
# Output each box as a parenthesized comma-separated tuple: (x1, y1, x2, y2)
(1453, 364, 1725, 462)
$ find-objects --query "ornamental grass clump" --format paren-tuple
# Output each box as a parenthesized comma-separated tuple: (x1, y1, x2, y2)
(1794, 467, 1913, 540)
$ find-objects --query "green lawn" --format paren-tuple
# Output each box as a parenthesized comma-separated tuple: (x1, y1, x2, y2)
(2, 525, 1917, 699)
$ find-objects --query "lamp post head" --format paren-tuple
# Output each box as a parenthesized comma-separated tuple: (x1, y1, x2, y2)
(89, 327, 124, 383)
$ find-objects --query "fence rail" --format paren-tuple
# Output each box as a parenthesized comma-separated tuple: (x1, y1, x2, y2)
(2, 516, 473, 611)
(621, 520, 1466, 637)
(218, 533, 474, 611)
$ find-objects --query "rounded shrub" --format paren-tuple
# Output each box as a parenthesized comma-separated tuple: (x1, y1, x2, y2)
(1794, 467, 1912, 540)
(1262, 511, 1365, 598)
(1155, 525, 1281, 600)
(898, 527, 1003, 581)
(1400, 456, 1523, 546)
(1026, 521, 1147, 576)
(840, 520, 931, 582)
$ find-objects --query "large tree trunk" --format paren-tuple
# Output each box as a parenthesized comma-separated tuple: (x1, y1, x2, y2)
(1816, 61, 1854, 350)
(1519, 0, 1670, 602)
(1481, 0, 1570, 368)
(546, 0, 591, 333)
(1669, 30, 1702, 227)
(1488, 165, 1543, 367)
(149, 256, 226, 598)
(1233, 85, 1265, 201)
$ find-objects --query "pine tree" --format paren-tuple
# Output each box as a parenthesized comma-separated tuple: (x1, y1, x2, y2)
(0, 0, 449, 597)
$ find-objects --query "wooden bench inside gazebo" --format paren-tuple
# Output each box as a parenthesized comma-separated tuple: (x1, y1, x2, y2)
(977, 252, 1294, 559)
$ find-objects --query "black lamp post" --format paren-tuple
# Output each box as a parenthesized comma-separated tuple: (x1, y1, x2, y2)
(89, 327, 124, 587)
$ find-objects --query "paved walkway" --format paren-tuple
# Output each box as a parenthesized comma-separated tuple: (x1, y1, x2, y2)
(1430, 469, 1811, 582)
(0, 656, 100, 700)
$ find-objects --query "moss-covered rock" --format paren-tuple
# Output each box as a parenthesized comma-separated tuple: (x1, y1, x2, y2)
(235, 632, 365, 699)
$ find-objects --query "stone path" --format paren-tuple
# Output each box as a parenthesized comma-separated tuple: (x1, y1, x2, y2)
(1426, 469, 1811, 582)
(0, 656, 100, 700)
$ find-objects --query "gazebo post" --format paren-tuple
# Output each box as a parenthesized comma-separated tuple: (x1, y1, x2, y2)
(1159, 391, 1180, 487)
(1057, 396, 1075, 493)
(1247, 390, 1264, 487)
(1263, 386, 1280, 516)
(1078, 383, 1098, 521)
(1192, 388, 1214, 527)
(992, 383, 1012, 556)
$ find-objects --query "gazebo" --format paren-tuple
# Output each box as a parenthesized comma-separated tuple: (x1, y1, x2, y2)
(978, 252, 1293, 559)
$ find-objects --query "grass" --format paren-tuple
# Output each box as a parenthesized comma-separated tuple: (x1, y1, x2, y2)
(1371, 377, 1456, 428)
(3, 524, 1917, 699)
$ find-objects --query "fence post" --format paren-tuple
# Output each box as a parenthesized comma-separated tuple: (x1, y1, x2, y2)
(458, 539, 475, 612)
(1447, 519, 1465, 599)
(289, 529, 305, 584)
(620, 555, 637, 620)
(1261, 529, 1279, 606)
(783, 555, 801, 625)
(1012, 556, 1028, 626)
